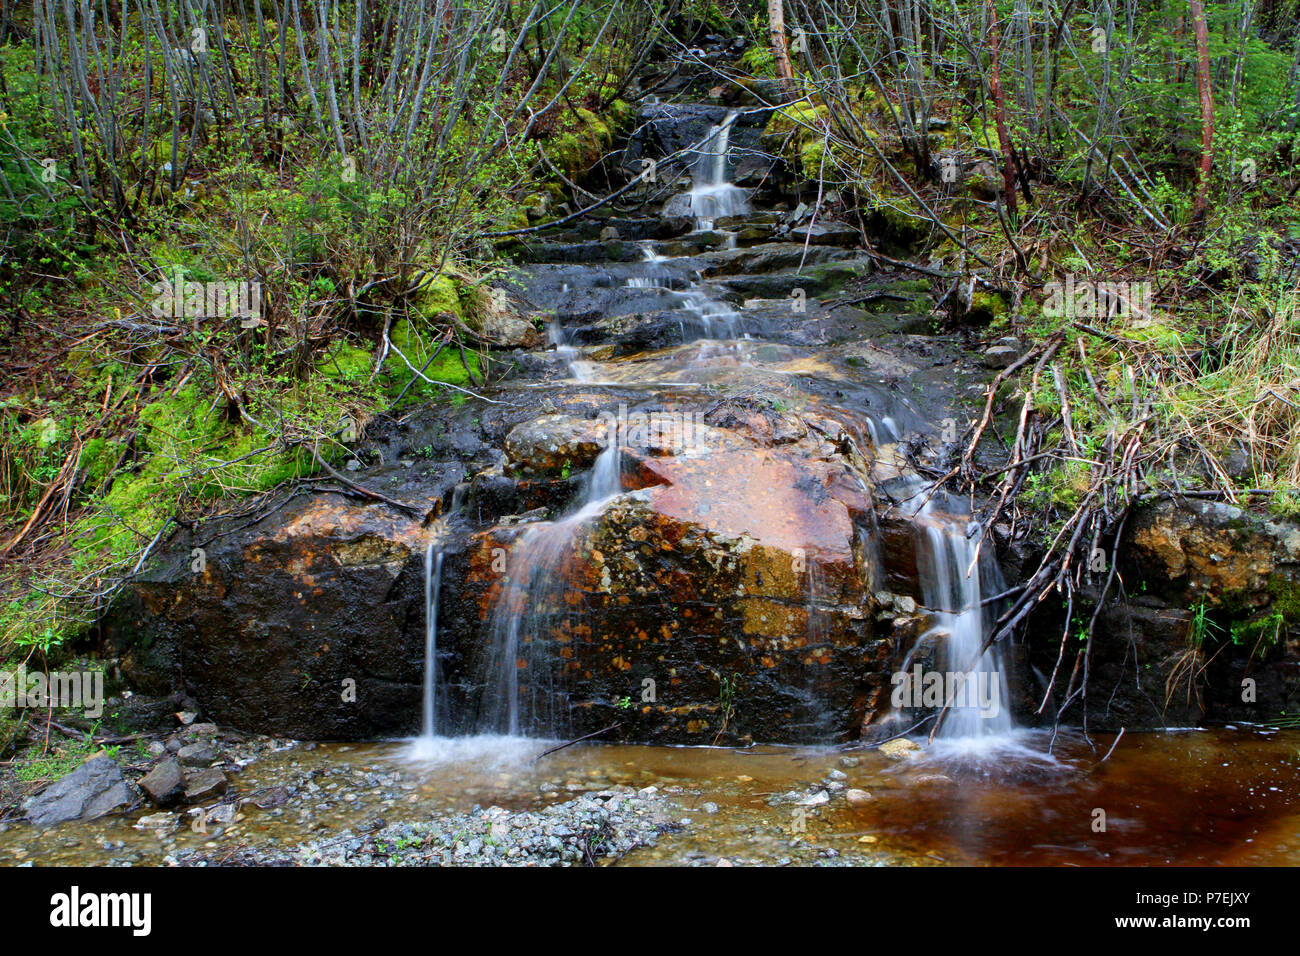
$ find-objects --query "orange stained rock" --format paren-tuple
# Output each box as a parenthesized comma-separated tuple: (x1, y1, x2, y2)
(637, 446, 864, 563)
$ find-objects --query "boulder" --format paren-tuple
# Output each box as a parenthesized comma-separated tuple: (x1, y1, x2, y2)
(442, 402, 888, 744)
(102, 492, 433, 740)
(1127, 499, 1300, 605)
(981, 344, 1019, 368)
(789, 221, 860, 247)
(183, 768, 229, 803)
(23, 756, 133, 828)
(177, 741, 218, 767)
(138, 757, 185, 807)
(504, 415, 610, 478)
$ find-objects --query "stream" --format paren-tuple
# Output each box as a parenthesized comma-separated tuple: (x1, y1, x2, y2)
(4, 102, 1299, 868)
(3, 729, 1298, 866)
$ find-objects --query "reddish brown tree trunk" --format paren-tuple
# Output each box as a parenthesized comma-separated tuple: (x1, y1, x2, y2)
(1189, 0, 1215, 223)
(986, 0, 1018, 216)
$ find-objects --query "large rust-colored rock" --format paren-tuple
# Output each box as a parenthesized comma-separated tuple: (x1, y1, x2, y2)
(442, 405, 887, 744)
(103, 493, 432, 739)
(1128, 499, 1300, 605)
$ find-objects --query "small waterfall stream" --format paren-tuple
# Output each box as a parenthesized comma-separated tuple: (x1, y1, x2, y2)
(413, 103, 1018, 757)
(414, 484, 465, 754)
(421, 543, 443, 739)
(687, 110, 750, 229)
(476, 440, 623, 738)
(911, 494, 1012, 742)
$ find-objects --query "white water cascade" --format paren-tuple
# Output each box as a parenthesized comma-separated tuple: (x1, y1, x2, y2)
(911, 494, 1012, 741)
(478, 440, 623, 737)
(628, 245, 743, 341)
(688, 111, 750, 229)
(415, 486, 465, 750)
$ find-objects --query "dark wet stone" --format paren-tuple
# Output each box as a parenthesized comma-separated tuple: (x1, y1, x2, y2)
(24, 757, 133, 828)
(177, 742, 218, 768)
(102, 492, 431, 740)
(139, 757, 185, 807)
(183, 768, 229, 803)
(789, 221, 860, 246)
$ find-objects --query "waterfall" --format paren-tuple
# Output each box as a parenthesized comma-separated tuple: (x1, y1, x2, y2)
(415, 485, 464, 749)
(914, 496, 1011, 739)
(421, 543, 444, 738)
(547, 319, 590, 381)
(688, 111, 750, 229)
(477, 440, 623, 738)
(627, 245, 743, 340)
(897, 487, 1013, 743)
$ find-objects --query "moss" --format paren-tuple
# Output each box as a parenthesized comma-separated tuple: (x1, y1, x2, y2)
(317, 342, 375, 383)
(78, 437, 124, 489)
(411, 273, 465, 322)
(764, 101, 878, 182)
(548, 104, 628, 181)
(83, 383, 330, 564)
(1267, 574, 1300, 623)
(383, 318, 479, 401)
(968, 290, 1010, 323)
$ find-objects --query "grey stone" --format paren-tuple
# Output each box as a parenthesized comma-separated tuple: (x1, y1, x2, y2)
(177, 742, 218, 767)
(183, 768, 228, 803)
(139, 757, 185, 806)
(134, 812, 178, 831)
(982, 345, 1019, 368)
(24, 756, 133, 828)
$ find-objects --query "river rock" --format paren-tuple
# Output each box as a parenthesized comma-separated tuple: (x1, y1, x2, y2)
(877, 738, 921, 759)
(700, 241, 861, 277)
(845, 788, 872, 805)
(504, 415, 610, 478)
(789, 221, 860, 246)
(177, 742, 218, 768)
(1054, 498, 1300, 729)
(23, 756, 134, 828)
(444, 400, 888, 744)
(183, 768, 229, 803)
(134, 812, 178, 831)
(481, 310, 540, 348)
(981, 344, 1019, 368)
(138, 757, 185, 806)
(183, 722, 219, 740)
(102, 491, 435, 740)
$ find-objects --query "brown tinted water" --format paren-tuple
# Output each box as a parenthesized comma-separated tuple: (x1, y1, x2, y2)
(1, 727, 1296, 866)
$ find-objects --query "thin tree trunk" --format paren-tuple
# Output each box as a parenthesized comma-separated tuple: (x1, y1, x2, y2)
(986, 0, 1018, 216)
(1189, 0, 1214, 223)
(768, 0, 794, 89)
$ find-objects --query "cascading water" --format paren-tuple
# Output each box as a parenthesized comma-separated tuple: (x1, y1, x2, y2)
(909, 493, 1012, 742)
(628, 245, 743, 341)
(421, 543, 444, 738)
(688, 111, 750, 229)
(410, 485, 467, 759)
(476, 440, 624, 738)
